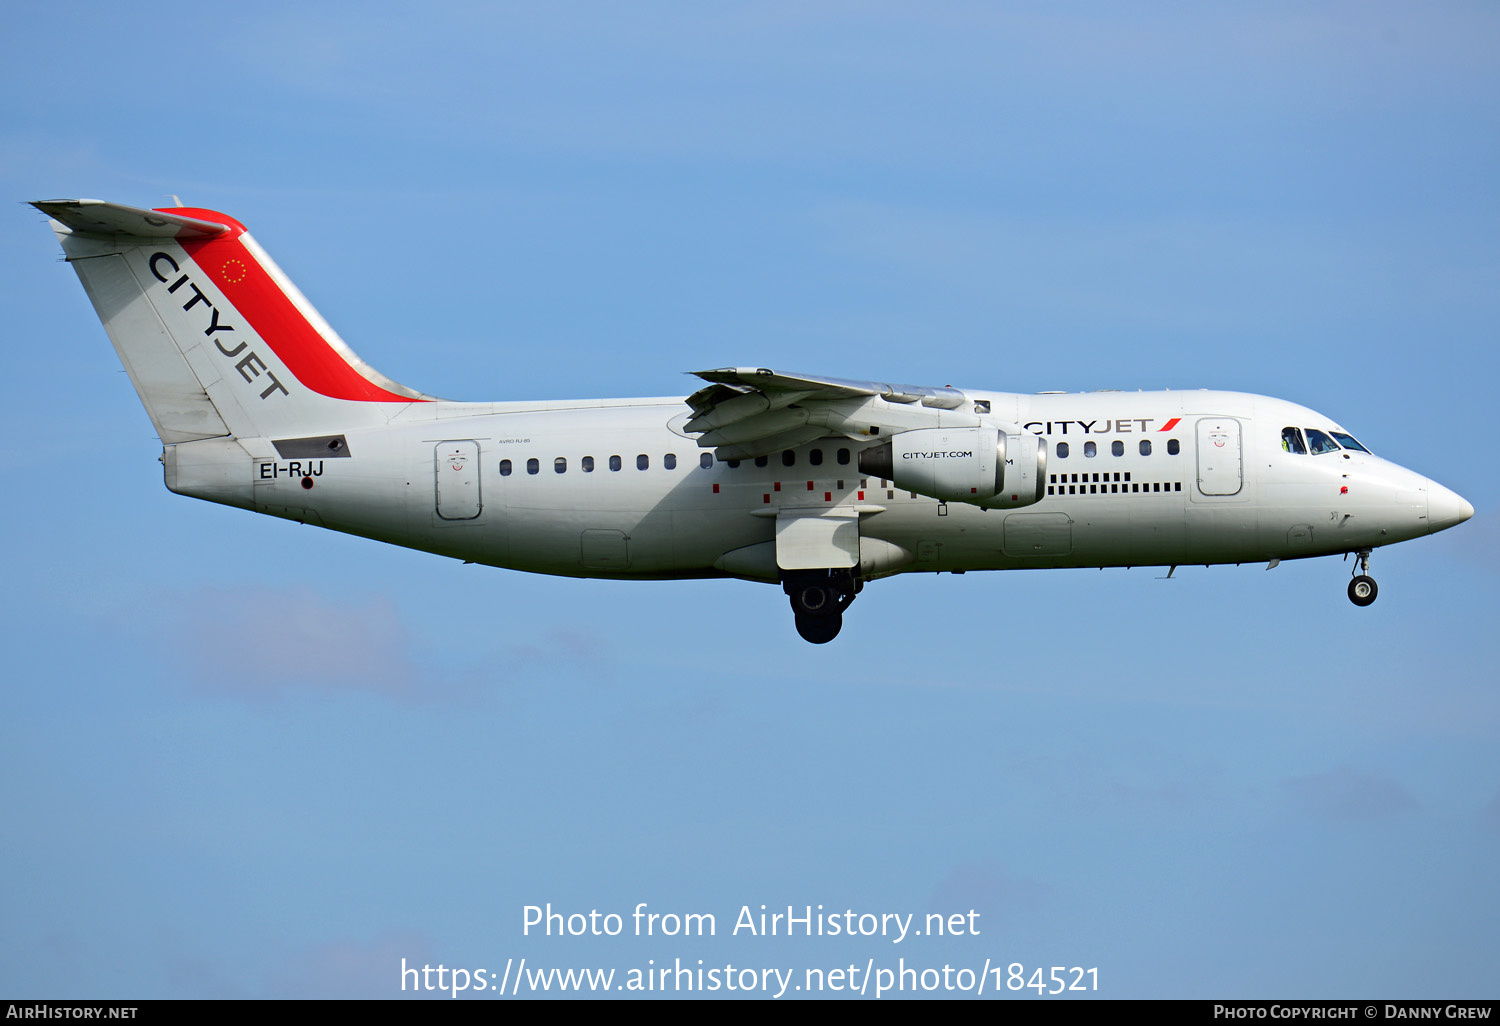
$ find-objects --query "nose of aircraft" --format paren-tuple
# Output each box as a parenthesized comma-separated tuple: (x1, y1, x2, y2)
(1428, 481, 1474, 534)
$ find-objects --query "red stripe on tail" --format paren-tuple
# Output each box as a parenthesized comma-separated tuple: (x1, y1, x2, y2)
(167, 208, 424, 404)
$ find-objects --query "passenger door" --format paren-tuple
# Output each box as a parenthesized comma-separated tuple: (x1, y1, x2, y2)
(1195, 418, 1242, 496)
(435, 440, 483, 520)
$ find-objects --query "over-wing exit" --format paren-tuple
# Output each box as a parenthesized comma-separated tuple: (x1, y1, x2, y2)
(34, 199, 1473, 643)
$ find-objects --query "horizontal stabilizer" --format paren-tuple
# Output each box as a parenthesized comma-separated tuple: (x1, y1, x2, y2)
(31, 199, 229, 239)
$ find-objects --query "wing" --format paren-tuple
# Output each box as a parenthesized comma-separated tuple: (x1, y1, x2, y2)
(685, 366, 984, 460)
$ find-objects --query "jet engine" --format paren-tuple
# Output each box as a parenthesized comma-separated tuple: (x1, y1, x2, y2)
(857, 427, 1046, 508)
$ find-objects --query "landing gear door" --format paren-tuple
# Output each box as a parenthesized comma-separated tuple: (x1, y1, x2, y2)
(435, 440, 482, 520)
(775, 509, 859, 571)
(1196, 418, 1242, 496)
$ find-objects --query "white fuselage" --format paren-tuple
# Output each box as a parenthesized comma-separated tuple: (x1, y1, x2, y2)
(195, 388, 1460, 584)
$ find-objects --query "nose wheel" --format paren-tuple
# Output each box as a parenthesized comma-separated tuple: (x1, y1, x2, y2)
(1347, 549, 1378, 607)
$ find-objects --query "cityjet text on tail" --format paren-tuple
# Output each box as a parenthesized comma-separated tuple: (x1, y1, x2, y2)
(33, 198, 1473, 643)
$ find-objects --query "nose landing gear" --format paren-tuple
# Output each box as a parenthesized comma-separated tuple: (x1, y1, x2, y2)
(784, 569, 860, 644)
(1347, 549, 1378, 607)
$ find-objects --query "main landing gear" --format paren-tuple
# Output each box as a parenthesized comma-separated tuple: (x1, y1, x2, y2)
(1347, 548, 1378, 607)
(783, 569, 861, 644)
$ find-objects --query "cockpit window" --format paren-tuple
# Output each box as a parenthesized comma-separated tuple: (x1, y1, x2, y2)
(1281, 427, 1307, 454)
(1304, 429, 1341, 455)
(1330, 431, 1370, 454)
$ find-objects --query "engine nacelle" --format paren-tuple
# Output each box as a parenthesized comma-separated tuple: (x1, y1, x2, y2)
(857, 427, 1047, 508)
(981, 430, 1047, 509)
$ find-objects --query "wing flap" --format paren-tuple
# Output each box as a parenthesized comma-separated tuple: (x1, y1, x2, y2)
(685, 388, 815, 434)
(713, 425, 830, 461)
(686, 366, 983, 460)
(693, 367, 967, 409)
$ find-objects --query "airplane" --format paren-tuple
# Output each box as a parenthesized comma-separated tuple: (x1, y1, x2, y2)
(32, 198, 1475, 643)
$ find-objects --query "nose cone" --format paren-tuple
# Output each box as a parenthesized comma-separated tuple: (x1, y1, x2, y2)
(1428, 482, 1474, 534)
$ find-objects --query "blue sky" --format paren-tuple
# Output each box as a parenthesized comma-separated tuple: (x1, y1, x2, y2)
(3, 1, 1498, 999)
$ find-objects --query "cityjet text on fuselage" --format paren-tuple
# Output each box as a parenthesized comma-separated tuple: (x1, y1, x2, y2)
(1023, 417, 1182, 435)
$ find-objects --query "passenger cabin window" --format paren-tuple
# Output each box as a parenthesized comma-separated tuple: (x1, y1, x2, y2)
(609, 455, 622, 471)
(837, 448, 851, 465)
(1305, 429, 1340, 455)
(1331, 431, 1370, 453)
(1057, 442, 1069, 458)
(1167, 439, 1180, 455)
(554, 457, 566, 474)
(664, 453, 677, 470)
(699, 453, 714, 469)
(782, 450, 796, 467)
(726, 459, 740, 469)
(1139, 440, 1151, 456)
(582, 456, 595, 472)
(1084, 441, 1097, 458)
(755, 455, 769, 468)
(1281, 427, 1307, 454)
(499, 459, 512, 476)
(1111, 440, 1124, 457)
(809, 448, 824, 466)
(527, 458, 539, 475)
(637, 454, 650, 470)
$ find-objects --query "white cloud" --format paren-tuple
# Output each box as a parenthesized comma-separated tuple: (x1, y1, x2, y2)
(1281, 766, 1421, 823)
(272, 930, 433, 999)
(928, 859, 1049, 926)
(156, 584, 422, 700)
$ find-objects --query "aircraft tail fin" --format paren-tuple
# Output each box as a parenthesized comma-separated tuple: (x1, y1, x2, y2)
(34, 199, 437, 444)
